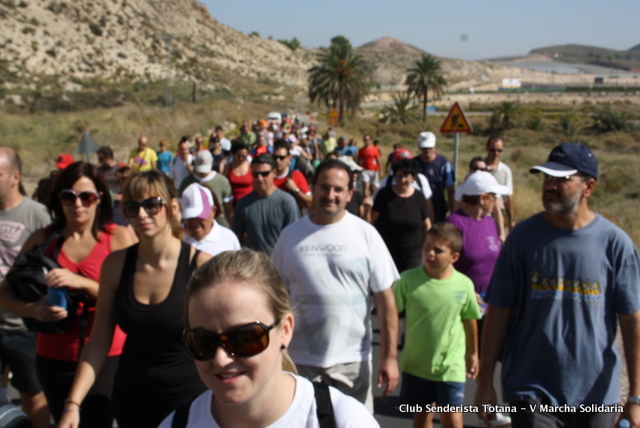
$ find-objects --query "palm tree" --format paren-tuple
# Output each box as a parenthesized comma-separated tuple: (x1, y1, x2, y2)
(308, 36, 369, 124)
(380, 92, 418, 125)
(405, 54, 448, 122)
(490, 101, 519, 130)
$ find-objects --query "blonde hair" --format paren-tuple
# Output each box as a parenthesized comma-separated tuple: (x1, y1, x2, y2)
(122, 170, 182, 239)
(186, 249, 297, 374)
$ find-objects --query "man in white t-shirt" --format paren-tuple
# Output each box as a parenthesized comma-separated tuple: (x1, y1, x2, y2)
(181, 183, 240, 256)
(272, 159, 400, 412)
(485, 136, 515, 228)
(169, 139, 193, 190)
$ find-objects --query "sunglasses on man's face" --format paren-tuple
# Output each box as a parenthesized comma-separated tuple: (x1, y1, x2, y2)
(122, 196, 166, 218)
(489, 148, 503, 153)
(273, 155, 288, 161)
(58, 190, 102, 207)
(183, 320, 280, 360)
(252, 170, 273, 178)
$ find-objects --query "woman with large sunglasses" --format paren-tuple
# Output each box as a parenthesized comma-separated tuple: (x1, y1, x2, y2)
(158, 249, 378, 428)
(58, 170, 211, 428)
(0, 161, 136, 427)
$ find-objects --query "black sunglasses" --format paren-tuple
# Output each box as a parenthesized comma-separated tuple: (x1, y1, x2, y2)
(122, 197, 166, 218)
(273, 155, 288, 161)
(58, 190, 102, 207)
(472, 166, 488, 172)
(183, 320, 280, 360)
(490, 148, 503, 153)
(252, 170, 273, 178)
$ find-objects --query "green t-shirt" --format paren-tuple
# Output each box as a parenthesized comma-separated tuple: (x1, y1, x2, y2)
(393, 266, 481, 382)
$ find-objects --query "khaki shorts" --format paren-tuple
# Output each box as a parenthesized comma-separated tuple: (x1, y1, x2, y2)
(297, 360, 373, 413)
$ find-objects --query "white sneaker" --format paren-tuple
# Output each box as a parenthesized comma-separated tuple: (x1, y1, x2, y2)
(477, 412, 512, 427)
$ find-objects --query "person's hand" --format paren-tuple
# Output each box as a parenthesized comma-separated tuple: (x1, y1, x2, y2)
(618, 403, 640, 427)
(46, 268, 82, 290)
(377, 357, 399, 397)
(29, 296, 68, 322)
(57, 404, 80, 428)
(466, 352, 478, 379)
(474, 377, 498, 427)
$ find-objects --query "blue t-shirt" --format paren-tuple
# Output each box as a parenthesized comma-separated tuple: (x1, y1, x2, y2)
(336, 146, 357, 157)
(415, 154, 454, 222)
(156, 151, 174, 173)
(486, 213, 640, 406)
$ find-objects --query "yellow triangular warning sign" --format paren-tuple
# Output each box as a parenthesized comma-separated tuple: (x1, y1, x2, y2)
(440, 102, 473, 133)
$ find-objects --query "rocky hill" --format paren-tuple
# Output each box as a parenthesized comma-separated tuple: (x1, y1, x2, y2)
(355, 37, 599, 91)
(0, 0, 315, 90)
(0, 1, 628, 99)
(530, 44, 640, 71)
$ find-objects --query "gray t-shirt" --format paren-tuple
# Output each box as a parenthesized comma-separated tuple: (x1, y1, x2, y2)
(0, 198, 51, 332)
(233, 189, 299, 254)
(486, 213, 640, 406)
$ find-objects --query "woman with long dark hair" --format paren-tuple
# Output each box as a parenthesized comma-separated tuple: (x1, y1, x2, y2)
(0, 161, 136, 427)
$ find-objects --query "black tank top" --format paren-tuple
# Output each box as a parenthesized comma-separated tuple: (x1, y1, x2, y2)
(112, 242, 206, 428)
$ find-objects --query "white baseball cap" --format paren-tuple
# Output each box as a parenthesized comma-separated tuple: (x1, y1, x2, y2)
(418, 132, 436, 149)
(460, 171, 509, 196)
(194, 150, 213, 173)
(181, 183, 214, 220)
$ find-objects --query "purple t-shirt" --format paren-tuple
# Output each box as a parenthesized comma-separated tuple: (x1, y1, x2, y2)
(447, 209, 501, 294)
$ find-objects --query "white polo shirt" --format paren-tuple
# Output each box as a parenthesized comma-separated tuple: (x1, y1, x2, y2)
(183, 220, 241, 256)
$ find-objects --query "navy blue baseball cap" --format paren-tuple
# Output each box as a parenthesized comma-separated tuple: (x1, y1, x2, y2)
(530, 142, 598, 180)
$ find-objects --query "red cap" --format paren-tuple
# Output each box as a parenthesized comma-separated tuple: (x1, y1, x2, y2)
(56, 154, 74, 170)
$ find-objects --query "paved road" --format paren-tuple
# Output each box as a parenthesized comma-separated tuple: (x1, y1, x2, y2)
(370, 313, 510, 428)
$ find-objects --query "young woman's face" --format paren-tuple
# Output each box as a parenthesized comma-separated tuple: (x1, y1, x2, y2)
(187, 282, 293, 407)
(60, 176, 100, 226)
(125, 191, 175, 238)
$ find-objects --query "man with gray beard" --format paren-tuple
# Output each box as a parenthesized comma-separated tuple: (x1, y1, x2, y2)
(474, 143, 640, 428)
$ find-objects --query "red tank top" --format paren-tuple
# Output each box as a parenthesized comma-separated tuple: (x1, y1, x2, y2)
(37, 223, 126, 361)
(227, 167, 254, 202)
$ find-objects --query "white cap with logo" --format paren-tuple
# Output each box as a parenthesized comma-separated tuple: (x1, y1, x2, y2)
(417, 132, 436, 149)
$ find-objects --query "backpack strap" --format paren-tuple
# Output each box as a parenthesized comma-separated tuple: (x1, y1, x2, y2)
(313, 382, 337, 428)
(170, 397, 196, 428)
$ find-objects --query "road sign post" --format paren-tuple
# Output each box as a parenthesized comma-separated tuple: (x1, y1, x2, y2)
(440, 102, 473, 185)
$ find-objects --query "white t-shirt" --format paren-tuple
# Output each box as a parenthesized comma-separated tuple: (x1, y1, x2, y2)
(489, 161, 513, 196)
(375, 173, 432, 200)
(272, 213, 399, 368)
(169, 155, 194, 190)
(183, 221, 241, 256)
(158, 374, 379, 428)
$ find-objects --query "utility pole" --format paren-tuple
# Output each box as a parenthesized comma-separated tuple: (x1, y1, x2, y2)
(160, 34, 174, 107)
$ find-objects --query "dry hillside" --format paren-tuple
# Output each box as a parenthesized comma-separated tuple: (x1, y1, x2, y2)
(0, 0, 315, 90)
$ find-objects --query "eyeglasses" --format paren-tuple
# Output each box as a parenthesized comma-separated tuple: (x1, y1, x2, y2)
(58, 190, 102, 207)
(252, 170, 273, 178)
(273, 155, 288, 161)
(183, 320, 280, 359)
(122, 197, 166, 218)
(489, 148, 503, 153)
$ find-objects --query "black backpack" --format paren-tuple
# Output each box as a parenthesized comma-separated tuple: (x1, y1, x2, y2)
(171, 382, 336, 428)
(6, 232, 92, 336)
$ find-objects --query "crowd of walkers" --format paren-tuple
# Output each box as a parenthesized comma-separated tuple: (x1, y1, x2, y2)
(0, 114, 637, 428)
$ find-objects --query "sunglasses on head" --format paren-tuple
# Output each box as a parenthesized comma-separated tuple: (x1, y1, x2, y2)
(252, 170, 273, 178)
(122, 196, 166, 218)
(58, 190, 101, 207)
(183, 320, 280, 360)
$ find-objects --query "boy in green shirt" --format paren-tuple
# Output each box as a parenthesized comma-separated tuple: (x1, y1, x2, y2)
(393, 223, 481, 428)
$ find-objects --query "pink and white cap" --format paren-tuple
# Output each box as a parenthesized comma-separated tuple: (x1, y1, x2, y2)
(181, 183, 214, 220)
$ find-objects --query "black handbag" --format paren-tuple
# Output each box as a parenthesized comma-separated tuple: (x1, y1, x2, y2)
(6, 232, 89, 334)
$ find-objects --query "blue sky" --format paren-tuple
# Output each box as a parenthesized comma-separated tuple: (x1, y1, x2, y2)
(201, 0, 640, 61)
